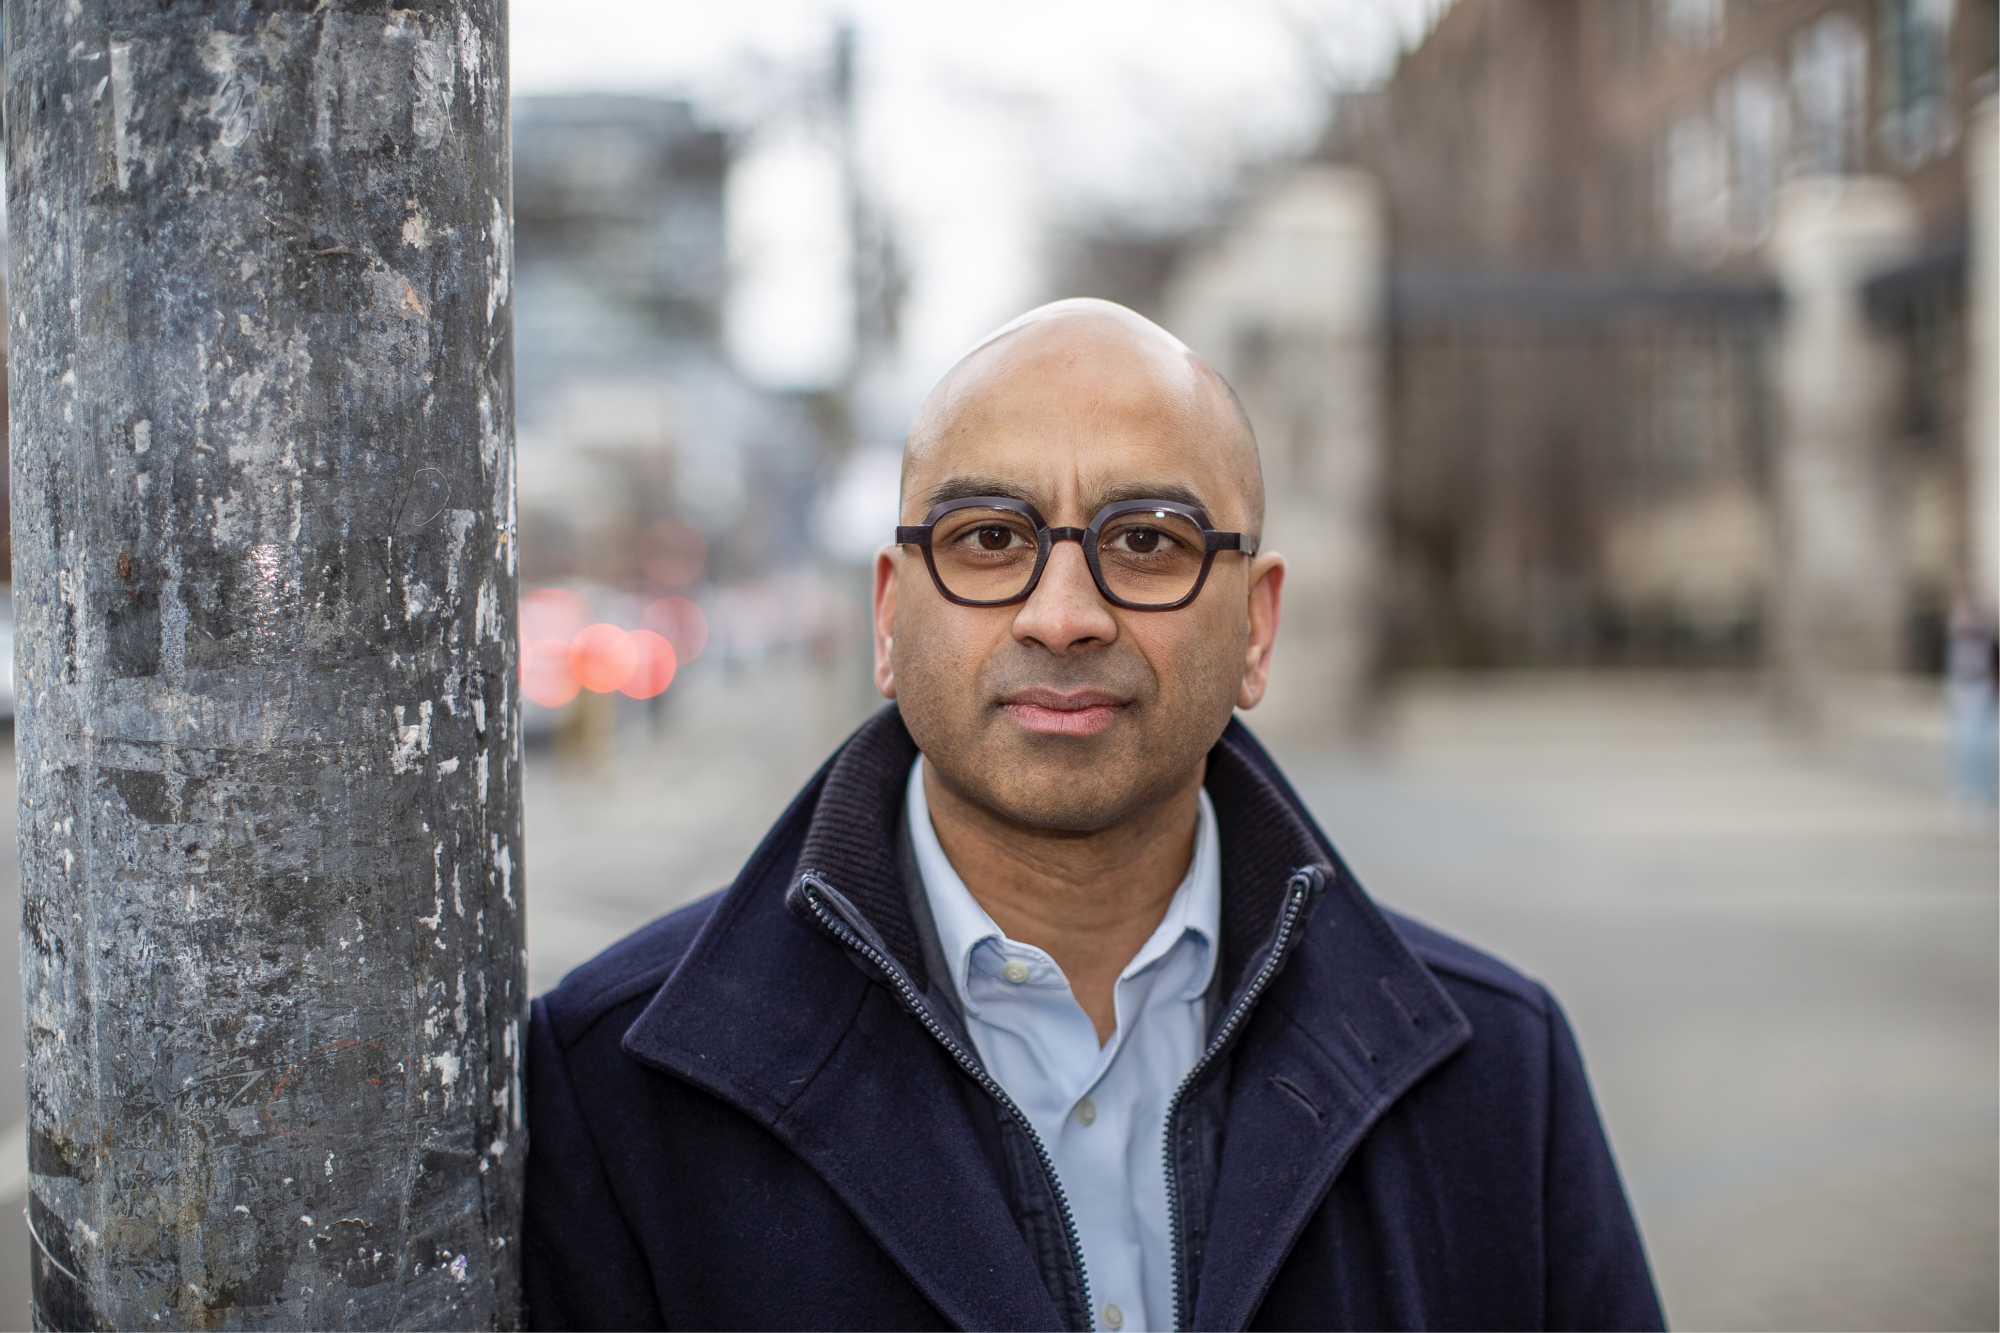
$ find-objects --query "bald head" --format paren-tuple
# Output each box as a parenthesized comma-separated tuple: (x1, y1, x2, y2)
(901, 299, 1263, 540)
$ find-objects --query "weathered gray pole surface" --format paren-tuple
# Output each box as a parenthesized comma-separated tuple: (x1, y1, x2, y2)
(6, 2, 524, 1327)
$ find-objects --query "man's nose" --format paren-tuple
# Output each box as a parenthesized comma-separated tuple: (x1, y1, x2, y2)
(1012, 539, 1118, 654)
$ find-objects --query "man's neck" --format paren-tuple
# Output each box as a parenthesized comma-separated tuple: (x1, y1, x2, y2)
(921, 759, 1203, 1044)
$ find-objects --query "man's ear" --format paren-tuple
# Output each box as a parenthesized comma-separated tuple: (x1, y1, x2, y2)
(1236, 552, 1285, 710)
(872, 545, 899, 698)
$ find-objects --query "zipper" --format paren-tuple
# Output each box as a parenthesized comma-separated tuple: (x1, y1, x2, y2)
(1163, 868, 1319, 1332)
(796, 873, 1096, 1332)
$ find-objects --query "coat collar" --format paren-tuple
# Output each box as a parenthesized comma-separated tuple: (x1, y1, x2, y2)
(620, 705, 1471, 1330)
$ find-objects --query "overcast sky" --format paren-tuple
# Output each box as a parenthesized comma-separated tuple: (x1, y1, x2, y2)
(511, 0, 1448, 432)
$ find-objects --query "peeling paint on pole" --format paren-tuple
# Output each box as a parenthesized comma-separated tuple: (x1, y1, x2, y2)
(5, 2, 523, 1328)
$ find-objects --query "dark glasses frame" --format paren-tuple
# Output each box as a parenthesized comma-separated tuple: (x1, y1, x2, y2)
(895, 495, 1256, 611)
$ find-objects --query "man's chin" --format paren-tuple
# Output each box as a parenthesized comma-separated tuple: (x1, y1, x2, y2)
(937, 723, 1144, 830)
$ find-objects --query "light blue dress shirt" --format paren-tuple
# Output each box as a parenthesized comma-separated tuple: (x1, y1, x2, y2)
(907, 758, 1220, 1333)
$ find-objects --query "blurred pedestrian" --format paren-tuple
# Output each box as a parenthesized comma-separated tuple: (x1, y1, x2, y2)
(1946, 596, 1999, 818)
(523, 300, 1663, 1331)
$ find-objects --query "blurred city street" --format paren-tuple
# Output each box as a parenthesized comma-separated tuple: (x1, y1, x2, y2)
(520, 661, 1996, 1331)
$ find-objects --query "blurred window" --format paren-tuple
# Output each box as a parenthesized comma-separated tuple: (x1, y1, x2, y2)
(1662, 109, 1726, 259)
(1656, 335, 1720, 484)
(1877, 0, 1956, 167)
(1790, 14, 1868, 175)
(1656, 0, 1723, 51)
(1725, 323, 1773, 482)
(1719, 61, 1788, 244)
(1607, 151, 1649, 258)
(1901, 289, 1954, 450)
(1610, 0, 1652, 68)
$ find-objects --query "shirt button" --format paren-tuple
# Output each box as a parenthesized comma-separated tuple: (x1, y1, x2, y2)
(1001, 959, 1030, 984)
(1102, 1302, 1124, 1329)
(1075, 1097, 1096, 1126)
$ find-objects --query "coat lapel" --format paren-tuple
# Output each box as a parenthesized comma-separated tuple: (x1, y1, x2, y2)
(619, 709, 1067, 1331)
(1193, 726, 1473, 1329)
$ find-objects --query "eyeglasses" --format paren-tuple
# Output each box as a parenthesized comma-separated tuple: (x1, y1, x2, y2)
(895, 496, 1255, 611)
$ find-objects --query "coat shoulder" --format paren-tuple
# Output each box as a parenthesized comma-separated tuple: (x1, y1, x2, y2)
(1381, 906, 1554, 1017)
(539, 890, 726, 1050)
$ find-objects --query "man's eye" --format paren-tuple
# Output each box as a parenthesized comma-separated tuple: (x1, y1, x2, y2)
(1109, 528, 1175, 554)
(970, 526, 1018, 551)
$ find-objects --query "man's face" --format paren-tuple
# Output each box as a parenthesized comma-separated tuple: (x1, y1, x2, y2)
(875, 310, 1283, 833)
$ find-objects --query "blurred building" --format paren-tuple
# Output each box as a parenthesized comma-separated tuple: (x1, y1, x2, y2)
(511, 96, 818, 592)
(1325, 0, 1997, 674)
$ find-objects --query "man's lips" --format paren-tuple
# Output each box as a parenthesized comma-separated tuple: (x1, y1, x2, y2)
(997, 689, 1129, 737)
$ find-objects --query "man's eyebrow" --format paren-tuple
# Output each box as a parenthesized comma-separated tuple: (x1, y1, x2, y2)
(926, 476, 1043, 508)
(1087, 482, 1210, 514)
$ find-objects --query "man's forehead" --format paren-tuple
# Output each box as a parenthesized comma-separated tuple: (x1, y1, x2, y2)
(936, 329, 1203, 428)
(902, 414, 1237, 518)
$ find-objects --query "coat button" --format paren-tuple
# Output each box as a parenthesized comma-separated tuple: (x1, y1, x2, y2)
(1075, 1097, 1097, 1126)
(1001, 958, 1030, 984)
(1102, 1302, 1124, 1329)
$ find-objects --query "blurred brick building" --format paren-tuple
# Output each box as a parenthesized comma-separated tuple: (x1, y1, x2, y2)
(1329, 0, 1997, 671)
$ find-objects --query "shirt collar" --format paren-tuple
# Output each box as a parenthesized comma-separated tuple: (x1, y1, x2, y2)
(906, 756, 1222, 1009)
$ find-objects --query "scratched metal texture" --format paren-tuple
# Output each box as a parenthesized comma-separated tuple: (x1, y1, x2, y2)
(5, 2, 524, 1327)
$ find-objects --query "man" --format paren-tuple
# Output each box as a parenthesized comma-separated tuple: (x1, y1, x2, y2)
(524, 300, 1664, 1331)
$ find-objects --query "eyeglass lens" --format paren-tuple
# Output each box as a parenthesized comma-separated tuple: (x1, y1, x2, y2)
(929, 506, 1208, 606)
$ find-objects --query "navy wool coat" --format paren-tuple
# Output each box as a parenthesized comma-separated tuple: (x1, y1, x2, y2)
(524, 707, 1664, 1331)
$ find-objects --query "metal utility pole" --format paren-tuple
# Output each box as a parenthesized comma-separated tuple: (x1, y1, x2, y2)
(7, 3, 524, 1328)
(823, 20, 864, 464)
(825, 20, 903, 462)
